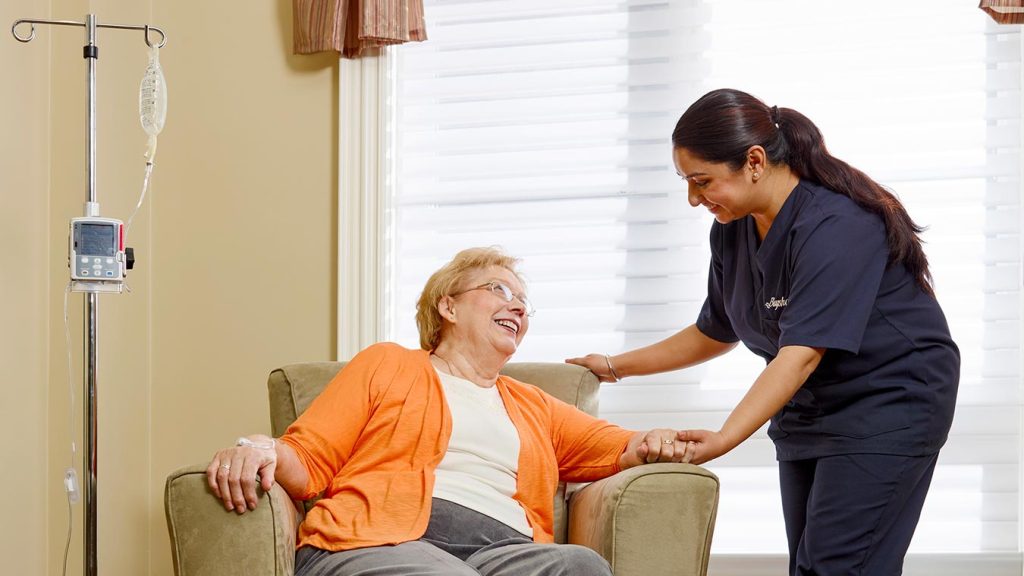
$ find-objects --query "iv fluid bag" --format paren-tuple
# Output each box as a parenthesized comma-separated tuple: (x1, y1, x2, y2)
(139, 45, 167, 160)
(139, 46, 166, 135)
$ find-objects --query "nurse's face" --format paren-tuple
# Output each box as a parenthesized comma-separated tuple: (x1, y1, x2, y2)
(673, 147, 756, 225)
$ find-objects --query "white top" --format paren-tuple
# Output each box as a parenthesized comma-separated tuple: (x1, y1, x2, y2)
(432, 370, 532, 536)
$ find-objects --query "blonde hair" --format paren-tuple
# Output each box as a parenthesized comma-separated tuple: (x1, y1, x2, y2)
(415, 247, 525, 351)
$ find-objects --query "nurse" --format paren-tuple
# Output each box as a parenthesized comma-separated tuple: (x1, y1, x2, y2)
(567, 88, 959, 576)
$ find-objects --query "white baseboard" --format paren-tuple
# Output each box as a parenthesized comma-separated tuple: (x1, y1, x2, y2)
(708, 553, 1022, 576)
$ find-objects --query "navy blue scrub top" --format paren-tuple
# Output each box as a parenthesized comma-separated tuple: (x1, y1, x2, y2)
(696, 180, 960, 461)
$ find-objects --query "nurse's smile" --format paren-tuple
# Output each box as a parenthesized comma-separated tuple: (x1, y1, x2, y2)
(673, 148, 747, 223)
(672, 144, 800, 238)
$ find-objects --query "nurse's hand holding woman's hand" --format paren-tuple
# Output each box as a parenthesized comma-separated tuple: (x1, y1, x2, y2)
(674, 429, 730, 466)
(620, 428, 700, 468)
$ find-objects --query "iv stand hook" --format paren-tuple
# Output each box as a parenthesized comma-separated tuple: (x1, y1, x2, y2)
(11, 18, 167, 47)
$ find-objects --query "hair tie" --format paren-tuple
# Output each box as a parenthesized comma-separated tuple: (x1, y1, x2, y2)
(770, 105, 781, 128)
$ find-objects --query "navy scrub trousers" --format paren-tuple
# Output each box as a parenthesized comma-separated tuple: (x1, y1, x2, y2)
(696, 180, 960, 576)
(780, 453, 938, 576)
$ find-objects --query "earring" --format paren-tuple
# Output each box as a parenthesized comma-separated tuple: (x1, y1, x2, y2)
(752, 172, 760, 180)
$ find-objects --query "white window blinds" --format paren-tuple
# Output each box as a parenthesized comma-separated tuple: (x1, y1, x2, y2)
(387, 0, 1021, 561)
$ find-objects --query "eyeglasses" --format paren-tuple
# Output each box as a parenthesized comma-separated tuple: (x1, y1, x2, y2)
(451, 281, 535, 317)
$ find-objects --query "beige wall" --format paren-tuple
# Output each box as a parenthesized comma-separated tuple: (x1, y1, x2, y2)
(1, 0, 51, 574)
(2, 0, 338, 574)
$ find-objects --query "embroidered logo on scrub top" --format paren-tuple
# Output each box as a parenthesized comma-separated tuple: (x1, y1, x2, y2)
(765, 296, 789, 310)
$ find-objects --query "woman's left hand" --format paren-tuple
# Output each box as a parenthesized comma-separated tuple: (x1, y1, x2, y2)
(675, 429, 730, 465)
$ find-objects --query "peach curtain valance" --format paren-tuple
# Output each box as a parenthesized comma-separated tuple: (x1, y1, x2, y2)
(979, 0, 1024, 24)
(293, 0, 427, 58)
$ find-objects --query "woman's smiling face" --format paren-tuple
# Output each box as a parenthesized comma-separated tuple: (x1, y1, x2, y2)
(446, 265, 530, 356)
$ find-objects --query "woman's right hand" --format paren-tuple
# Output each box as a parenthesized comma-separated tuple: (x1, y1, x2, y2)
(565, 353, 620, 383)
(206, 434, 278, 514)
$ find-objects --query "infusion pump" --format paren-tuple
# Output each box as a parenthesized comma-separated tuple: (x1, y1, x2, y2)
(69, 217, 127, 283)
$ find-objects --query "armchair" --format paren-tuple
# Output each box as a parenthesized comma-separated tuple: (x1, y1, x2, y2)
(165, 362, 719, 576)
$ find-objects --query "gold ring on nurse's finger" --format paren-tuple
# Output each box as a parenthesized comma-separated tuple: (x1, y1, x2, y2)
(662, 439, 673, 445)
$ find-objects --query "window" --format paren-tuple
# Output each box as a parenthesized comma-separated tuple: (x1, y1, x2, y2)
(385, 0, 1021, 565)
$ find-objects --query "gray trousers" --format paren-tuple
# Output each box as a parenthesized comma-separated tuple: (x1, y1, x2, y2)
(294, 498, 611, 576)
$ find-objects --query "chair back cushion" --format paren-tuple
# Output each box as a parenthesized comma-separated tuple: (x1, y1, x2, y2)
(268, 361, 600, 435)
(266, 360, 602, 543)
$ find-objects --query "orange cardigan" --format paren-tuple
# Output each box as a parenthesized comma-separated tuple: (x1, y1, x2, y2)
(279, 342, 634, 551)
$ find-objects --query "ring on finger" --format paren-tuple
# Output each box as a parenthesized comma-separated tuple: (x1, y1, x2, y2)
(220, 463, 231, 471)
(662, 439, 673, 445)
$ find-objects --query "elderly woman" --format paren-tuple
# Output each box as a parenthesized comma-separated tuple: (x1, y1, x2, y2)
(207, 247, 694, 576)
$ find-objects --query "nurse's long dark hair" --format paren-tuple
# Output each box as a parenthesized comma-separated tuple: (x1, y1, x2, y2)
(673, 88, 934, 296)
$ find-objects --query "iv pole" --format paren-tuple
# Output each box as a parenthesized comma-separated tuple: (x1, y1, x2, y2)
(11, 15, 166, 576)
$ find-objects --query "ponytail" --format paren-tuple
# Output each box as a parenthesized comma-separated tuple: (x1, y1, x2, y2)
(673, 89, 934, 296)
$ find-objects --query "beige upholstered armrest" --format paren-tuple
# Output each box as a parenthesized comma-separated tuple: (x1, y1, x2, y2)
(165, 464, 299, 576)
(567, 463, 719, 576)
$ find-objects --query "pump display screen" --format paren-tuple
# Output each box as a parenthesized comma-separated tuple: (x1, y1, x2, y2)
(79, 223, 116, 257)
